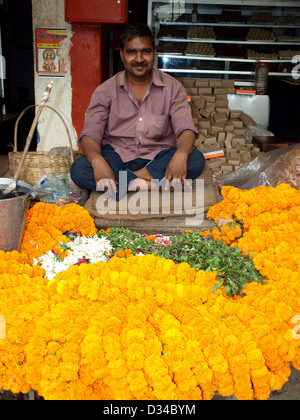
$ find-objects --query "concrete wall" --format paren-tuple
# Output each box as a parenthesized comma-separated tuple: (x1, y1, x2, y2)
(32, 0, 78, 151)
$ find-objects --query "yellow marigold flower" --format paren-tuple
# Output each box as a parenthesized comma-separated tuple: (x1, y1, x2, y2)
(115, 250, 125, 258)
(0, 189, 299, 400)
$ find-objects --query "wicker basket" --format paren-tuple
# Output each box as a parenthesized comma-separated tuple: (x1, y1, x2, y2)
(8, 105, 78, 186)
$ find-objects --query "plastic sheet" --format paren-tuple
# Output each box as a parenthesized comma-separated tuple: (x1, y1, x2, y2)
(244, 123, 274, 143)
(32, 173, 89, 206)
(47, 146, 71, 156)
(227, 93, 270, 128)
(216, 144, 300, 190)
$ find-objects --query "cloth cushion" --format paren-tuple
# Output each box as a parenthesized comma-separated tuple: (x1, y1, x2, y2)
(84, 166, 219, 220)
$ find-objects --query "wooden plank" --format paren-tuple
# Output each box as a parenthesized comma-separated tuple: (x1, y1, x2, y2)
(93, 213, 215, 235)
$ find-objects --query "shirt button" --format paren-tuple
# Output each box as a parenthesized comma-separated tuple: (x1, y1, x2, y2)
(139, 118, 143, 122)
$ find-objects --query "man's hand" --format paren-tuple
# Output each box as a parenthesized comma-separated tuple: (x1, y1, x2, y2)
(163, 130, 196, 190)
(81, 136, 118, 194)
(164, 150, 188, 187)
(92, 155, 118, 194)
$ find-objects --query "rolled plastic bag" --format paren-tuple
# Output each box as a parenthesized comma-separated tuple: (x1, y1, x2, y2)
(47, 146, 71, 156)
(216, 144, 300, 190)
(32, 173, 89, 205)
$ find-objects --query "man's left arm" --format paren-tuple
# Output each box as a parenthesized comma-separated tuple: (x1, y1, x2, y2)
(164, 129, 196, 184)
(164, 78, 199, 185)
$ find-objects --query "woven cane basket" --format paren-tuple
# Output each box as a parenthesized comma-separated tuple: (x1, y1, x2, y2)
(8, 104, 78, 186)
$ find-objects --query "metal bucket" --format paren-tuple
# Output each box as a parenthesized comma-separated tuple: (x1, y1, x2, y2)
(0, 178, 32, 252)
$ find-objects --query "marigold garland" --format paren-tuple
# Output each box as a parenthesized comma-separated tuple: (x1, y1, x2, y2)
(20, 202, 98, 264)
(0, 187, 299, 400)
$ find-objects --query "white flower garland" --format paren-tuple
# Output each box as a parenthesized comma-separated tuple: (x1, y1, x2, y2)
(34, 235, 113, 280)
(34, 233, 171, 281)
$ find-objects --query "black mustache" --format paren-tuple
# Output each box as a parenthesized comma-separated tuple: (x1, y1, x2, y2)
(131, 62, 148, 67)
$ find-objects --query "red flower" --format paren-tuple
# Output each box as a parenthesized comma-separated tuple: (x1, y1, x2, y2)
(76, 256, 89, 265)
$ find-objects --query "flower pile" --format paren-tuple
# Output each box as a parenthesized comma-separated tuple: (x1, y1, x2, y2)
(0, 252, 50, 394)
(205, 184, 300, 281)
(0, 184, 299, 400)
(20, 202, 98, 264)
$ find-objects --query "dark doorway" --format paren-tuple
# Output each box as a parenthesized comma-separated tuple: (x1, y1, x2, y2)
(0, 0, 36, 154)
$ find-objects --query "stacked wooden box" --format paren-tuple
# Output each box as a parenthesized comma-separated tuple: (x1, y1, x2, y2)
(178, 77, 261, 176)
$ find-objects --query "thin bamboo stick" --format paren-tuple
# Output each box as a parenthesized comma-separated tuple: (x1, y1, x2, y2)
(2, 81, 53, 196)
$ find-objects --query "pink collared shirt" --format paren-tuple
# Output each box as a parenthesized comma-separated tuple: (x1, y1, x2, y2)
(79, 68, 198, 163)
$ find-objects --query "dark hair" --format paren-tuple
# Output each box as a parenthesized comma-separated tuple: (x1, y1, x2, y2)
(120, 24, 155, 50)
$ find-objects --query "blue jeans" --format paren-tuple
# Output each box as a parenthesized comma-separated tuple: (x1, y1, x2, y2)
(71, 144, 205, 201)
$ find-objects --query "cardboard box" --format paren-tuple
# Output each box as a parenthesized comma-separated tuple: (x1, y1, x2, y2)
(208, 157, 227, 168)
(198, 87, 213, 94)
(190, 104, 199, 118)
(211, 124, 225, 134)
(234, 129, 245, 136)
(235, 137, 246, 146)
(193, 97, 206, 109)
(231, 119, 244, 128)
(204, 136, 217, 146)
(214, 112, 228, 123)
(199, 108, 212, 118)
(213, 88, 229, 95)
(209, 79, 223, 87)
(195, 79, 210, 87)
(225, 132, 235, 142)
(221, 164, 233, 172)
(225, 124, 234, 132)
(185, 87, 198, 95)
(229, 160, 241, 166)
(194, 134, 205, 148)
(225, 139, 232, 149)
(214, 121, 226, 128)
(227, 150, 240, 162)
(234, 135, 246, 146)
(216, 94, 228, 101)
(222, 79, 235, 88)
(227, 88, 236, 94)
(183, 78, 196, 87)
(217, 132, 226, 146)
(203, 94, 216, 103)
(216, 107, 230, 117)
(181, 78, 261, 176)
(240, 112, 257, 126)
(206, 107, 216, 116)
(198, 120, 211, 129)
(230, 110, 242, 119)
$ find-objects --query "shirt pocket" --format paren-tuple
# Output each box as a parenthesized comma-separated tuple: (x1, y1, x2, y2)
(144, 113, 171, 140)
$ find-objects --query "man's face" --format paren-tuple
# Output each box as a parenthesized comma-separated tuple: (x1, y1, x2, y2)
(120, 35, 156, 80)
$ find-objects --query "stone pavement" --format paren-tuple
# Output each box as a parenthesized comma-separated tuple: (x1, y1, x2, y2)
(268, 367, 300, 400)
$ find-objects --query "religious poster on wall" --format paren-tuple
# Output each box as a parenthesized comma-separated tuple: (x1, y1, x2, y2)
(35, 28, 68, 77)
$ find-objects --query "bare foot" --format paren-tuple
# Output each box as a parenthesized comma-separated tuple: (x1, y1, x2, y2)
(128, 178, 160, 192)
